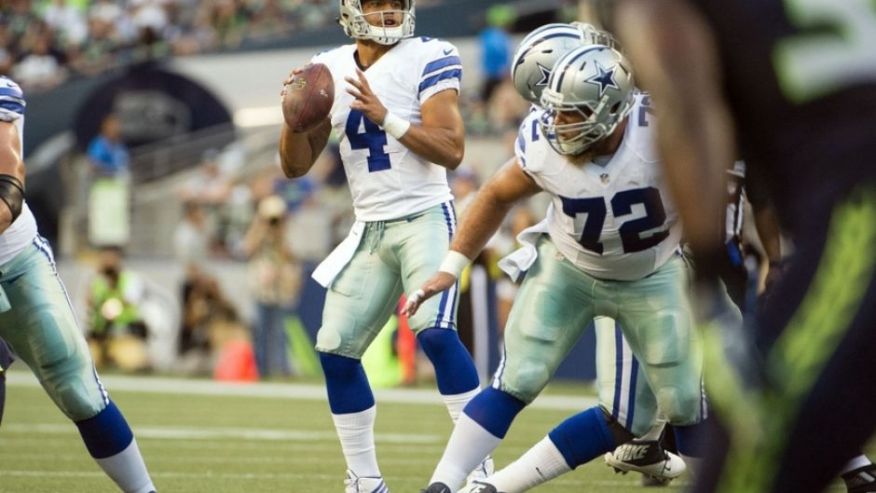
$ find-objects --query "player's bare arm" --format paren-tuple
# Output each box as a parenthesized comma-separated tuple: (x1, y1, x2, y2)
(279, 67, 333, 178)
(346, 68, 465, 169)
(403, 159, 541, 316)
(615, 0, 734, 262)
(0, 121, 25, 234)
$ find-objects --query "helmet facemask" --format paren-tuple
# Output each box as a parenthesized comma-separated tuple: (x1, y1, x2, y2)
(537, 45, 636, 156)
(339, 0, 416, 45)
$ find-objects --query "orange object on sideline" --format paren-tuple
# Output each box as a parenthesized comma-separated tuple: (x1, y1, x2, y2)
(397, 296, 417, 385)
(213, 340, 259, 382)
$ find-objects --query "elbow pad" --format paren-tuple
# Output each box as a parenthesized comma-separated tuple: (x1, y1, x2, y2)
(0, 174, 24, 222)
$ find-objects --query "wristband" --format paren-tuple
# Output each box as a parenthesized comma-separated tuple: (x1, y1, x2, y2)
(438, 250, 470, 278)
(381, 111, 411, 140)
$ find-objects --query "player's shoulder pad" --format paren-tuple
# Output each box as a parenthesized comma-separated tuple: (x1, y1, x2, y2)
(311, 44, 354, 67)
(514, 108, 550, 174)
(626, 92, 660, 164)
(0, 77, 25, 122)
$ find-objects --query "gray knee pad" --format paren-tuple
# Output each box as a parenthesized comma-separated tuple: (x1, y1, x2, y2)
(655, 385, 701, 426)
(501, 357, 552, 404)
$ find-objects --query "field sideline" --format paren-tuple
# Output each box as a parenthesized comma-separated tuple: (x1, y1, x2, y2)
(0, 372, 850, 492)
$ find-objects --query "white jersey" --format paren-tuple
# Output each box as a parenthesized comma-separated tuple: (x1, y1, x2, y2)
(312, 37, 459, 221)
(0, 77, 37, 266)
(514, 94, 682, 281)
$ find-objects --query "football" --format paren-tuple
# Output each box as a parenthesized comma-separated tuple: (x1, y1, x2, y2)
(282, 63, 334, 133)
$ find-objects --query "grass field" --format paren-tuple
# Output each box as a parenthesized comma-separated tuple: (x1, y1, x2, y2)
(0, 371, 853, 493)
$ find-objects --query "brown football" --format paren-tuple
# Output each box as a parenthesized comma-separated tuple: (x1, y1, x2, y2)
(282, 63, 334, 133)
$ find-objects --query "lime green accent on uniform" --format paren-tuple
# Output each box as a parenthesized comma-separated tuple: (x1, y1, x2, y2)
(284, 316, 320, 378)
(716, 187, 876, 493)
(89, 271, 141, 335)
(773, 0, 876, 103)
(317, 204, 457, 359)
(499, 237, 704, 426)
(362, 315, 402, 388)
(0, 243, 107, 421)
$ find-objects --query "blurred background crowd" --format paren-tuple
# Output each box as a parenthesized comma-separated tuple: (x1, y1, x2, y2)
(12, 0, 765, 387)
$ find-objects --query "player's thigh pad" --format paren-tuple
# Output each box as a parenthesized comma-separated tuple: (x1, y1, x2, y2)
(395, 204, 458, 332)
(617, 256, 705, 425)
(495, 239, 597, 403)
(0, 242, 107, 421)
(595, 317, 659, 436)
(317, 227, 403, 359)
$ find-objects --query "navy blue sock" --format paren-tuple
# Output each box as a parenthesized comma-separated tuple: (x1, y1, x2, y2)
(463, 387, 526, 438)
(75, 401, 134, 459)
(319, 352, 375, 414)
(674, 420, 707, 457)
(548, 407, 617, 469)
(417, 328, 479, 395)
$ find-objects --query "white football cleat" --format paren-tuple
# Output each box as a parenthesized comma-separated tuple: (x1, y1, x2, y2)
(344, 469, 390, 493)
(466, 455, 496, 484)
(604, 439, 686, 485)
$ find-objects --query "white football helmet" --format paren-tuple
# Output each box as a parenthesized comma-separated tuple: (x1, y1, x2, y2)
(539, 45, 635, 155)
(338, 0, 416, 45)
(511, 22, 617, 104)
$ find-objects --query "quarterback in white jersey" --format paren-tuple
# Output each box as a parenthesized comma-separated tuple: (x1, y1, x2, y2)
(0, 77, 156, 492)
(278, 1, 486, 492)
(408, 45, 705, 493)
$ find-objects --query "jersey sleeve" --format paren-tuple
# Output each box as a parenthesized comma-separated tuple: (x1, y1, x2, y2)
(514, 111, 550, 187)
(0, 77, 25, 123)
(418, 39, 463, 104)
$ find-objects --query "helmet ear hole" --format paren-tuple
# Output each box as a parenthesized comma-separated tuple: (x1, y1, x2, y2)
(610, 101, 621, 114)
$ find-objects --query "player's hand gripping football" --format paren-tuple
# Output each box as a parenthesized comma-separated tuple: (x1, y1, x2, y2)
(280, 66, 306, 99)
(402, 272, 457, 318)
(345, 68, 388, 125)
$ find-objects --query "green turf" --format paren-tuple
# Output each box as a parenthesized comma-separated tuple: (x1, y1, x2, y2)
(0, 378, 853, 493)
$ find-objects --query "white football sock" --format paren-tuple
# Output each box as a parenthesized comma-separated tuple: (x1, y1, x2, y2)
(489, 436, 572, 493)
(93, 439, 156, 493)
(430, 413, 502, 490)
(843, 455, 874, 474)
(442, 388, 480, 423)
(332, 405, 381, 477)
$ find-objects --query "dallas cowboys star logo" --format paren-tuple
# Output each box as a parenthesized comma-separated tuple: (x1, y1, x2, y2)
(585, 62, 620, 98)
(535, 62, 551, 87)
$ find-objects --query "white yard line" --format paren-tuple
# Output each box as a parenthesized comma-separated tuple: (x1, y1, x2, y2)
(2, 423, 441, 444)
(5, 372, 598, 411)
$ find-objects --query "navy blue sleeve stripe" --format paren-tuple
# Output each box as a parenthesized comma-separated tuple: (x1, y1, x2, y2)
(0, 101, 25, 116)
(422, 56, 461, 77)
(0, 87, 23, 99)
(418, 68, 462, 95)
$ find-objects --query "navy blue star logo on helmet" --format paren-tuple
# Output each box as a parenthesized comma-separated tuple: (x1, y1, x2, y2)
(585, 62, 620, 98)
(535, 62, 551, 87)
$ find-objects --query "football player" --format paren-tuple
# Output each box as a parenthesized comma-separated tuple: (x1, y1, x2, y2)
(407, 44, 716, 493)
(604, 0, 876, 491)
(278, 1, 487, 491)
(513, 22, 689, 487)
(0, 76, 156, 492)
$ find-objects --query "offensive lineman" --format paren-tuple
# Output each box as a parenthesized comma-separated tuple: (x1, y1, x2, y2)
(0, 77, 156, 492)
(407, 44, 710, 493)
(278, 1, 488, 491)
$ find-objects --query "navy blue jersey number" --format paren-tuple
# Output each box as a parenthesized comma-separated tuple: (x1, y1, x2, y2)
(560, 197, 607, 254)
(561, 186, 669, 254)
(637, 95, 654, 127)
(346, 110, 391, 172)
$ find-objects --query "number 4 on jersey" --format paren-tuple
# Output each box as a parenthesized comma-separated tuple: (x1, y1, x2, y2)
(345, 109, 391, 172)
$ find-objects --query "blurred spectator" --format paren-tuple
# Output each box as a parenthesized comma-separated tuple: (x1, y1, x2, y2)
(178, 149, 232, 254)
(178, 271, 244, 374)
(450, 168, 481, 215)
(242, 195, 302, 378)
(87, 113, 131, 247)
(87, 247, 150, 371)
(12, 30, 67, 90)
(478, 5, 515, 104)
(173, 201, 211, 266)
(42, 0, 88, 47)
(87, 113, 129, 177)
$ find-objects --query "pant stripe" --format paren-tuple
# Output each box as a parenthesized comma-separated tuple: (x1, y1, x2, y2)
(435, 202, 459, 329)
(611, 326, 623, 420)
(627, 356, 639, 430)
